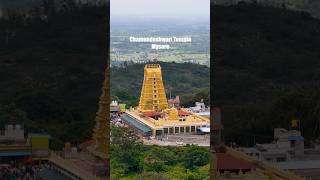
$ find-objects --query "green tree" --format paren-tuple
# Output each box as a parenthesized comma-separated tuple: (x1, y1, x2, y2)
(142, 146, 177, 172)
(110, 125, 143, 174)
(182, 145, 209, 170)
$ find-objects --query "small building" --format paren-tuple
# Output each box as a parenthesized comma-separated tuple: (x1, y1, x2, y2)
(189, 100, 207, 113)
(119, 104, 126, 113)
(110, 100, 120, 113)
(0, 125, 51, 165)
(274, 128, 304, 157)
(168, 96, 180, 108)
(0, 124, 25, 144)
(28, 133, 51, 163)
(0, 124, 30, 165)
(216, 153, 256, 174)
(239, 128, 305, 162)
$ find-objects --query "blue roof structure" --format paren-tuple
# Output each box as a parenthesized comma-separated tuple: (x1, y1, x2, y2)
(288, 135, 304, 141)
(38, 169, 70, 180)
(0, 151, 31, 157)
(122, 114, 152, 133)
(28, 133, 51, 138)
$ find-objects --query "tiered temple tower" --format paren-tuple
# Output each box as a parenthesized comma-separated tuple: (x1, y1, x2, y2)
(138, 64, 168, 112)
(92, 67, 109, 159)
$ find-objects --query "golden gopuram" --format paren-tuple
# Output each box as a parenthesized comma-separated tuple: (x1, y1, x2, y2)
(123, 64, 210, 137)
(139, 64, 168, 112)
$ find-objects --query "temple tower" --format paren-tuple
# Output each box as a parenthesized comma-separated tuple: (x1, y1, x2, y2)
(138, 64, 168, 112)
(168, 108, 179, 121)
(92, 67, 109, 159)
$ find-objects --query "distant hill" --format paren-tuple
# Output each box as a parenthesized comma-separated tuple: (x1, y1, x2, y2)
(212, 4, 320, 145)
(0, 0, 106, 18)
(0, 0, 41, 8)
(213, 0, 320, 19)
(0, 0, 40, 17)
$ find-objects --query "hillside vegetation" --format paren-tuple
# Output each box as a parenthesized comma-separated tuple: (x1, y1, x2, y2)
(0, 4, 107, 148)
(212, 3, 320, 145)
(111, 62, 210, 107)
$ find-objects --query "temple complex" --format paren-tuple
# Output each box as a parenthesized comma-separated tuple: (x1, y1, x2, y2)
(123, 64, 210, 137)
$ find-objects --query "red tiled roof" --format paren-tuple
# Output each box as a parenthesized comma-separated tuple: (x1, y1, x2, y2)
(178, 110, 191, 116)
(143, 111, 161, 117)
(216, 153, 255, 170)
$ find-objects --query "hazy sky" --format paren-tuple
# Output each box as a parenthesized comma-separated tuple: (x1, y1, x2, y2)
(111, 0, 210, 19)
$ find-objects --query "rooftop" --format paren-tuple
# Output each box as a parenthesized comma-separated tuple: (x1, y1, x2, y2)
(216, 153, 256, 170)
(126, 109, 210, 130)
(122, 113, 152, 133)
(0, 150, 31, 157)
(28, 133, 51, 138)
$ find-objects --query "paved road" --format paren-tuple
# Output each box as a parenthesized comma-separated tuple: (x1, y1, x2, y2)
(144, 134, 210, 146)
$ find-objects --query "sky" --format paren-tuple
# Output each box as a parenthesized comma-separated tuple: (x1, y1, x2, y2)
(111, 0, 210, 20)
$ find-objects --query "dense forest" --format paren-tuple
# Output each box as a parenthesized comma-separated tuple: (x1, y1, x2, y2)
(110, 125, 210, 180)
(0, 2, 107, 148)
(212, 3, 320, 146)
(111, 62, 210, 107)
